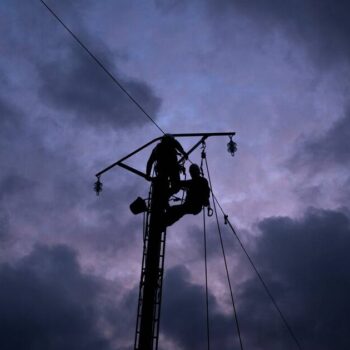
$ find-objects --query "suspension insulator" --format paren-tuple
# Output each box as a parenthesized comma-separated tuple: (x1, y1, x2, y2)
(94, 177, 103, 195)
(227, 136, 237, 157)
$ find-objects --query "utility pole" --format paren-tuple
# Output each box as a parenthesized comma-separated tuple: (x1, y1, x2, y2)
(94, 132, 237, 350)
(135, 177, 167, 350)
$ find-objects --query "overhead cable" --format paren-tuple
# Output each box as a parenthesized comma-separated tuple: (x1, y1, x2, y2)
(39, 0, 165, 135)
(202, 209, 211, 350)
(204, 154, 244, 350)
(212, 195, 303, 350)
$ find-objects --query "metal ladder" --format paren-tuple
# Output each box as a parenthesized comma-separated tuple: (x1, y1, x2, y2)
(134, 186, 167, 350)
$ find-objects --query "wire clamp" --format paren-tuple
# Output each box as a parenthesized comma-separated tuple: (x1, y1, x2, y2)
(224, 214, 228, 225)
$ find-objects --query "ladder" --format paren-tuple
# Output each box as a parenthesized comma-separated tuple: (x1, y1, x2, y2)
(134, 185, 167, 350)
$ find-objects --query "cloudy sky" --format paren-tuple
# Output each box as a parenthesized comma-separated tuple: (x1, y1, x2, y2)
(1, 0, 350, 349)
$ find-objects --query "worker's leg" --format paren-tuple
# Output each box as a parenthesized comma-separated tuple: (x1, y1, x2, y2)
(165, 204, 187, 227)
(189, 206, 202, 215)
(154, 176, 171, 208)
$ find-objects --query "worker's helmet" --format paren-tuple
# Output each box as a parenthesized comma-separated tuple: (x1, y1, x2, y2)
(189, 163, 200, 177)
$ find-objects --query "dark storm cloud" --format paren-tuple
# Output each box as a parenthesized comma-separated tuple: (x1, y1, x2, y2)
(237, 207, 350, 349)
(3, 0, 161, 130)
(156, 208, 350, 349)
(0, 244, 113, 350)
(0, 48, 146, 256)
(34, 0, 161, 130)
(161, 265, 235, 350)
(207, 0, 350, 67)
(37, 43, 161, 129)
(289, 110, 350, 171)
(102, 282, 139, 349)
(0, 0, 156, 274)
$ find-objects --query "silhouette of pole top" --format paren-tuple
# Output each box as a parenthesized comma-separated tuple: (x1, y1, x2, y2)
(95, 132, 236, 180)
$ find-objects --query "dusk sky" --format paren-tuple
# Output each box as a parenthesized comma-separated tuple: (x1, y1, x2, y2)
(1, 1, 350, 349)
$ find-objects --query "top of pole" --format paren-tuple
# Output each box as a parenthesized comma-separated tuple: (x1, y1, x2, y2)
(95, 132, 236, 179)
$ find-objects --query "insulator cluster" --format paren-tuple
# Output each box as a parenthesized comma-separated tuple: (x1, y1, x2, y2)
(94, 177, 103, 195)
(227, 137, 237, 157)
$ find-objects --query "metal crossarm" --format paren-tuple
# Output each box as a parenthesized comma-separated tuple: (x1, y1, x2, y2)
(95, 132, 235, 180)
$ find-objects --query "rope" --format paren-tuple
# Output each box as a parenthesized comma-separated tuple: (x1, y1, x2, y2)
(202, 208, 210, 350)
(39, 0, 165, 135)
(213, 197, 303, 350)
(142, 210, 146, 241)
(204, 154, 244, 350)
(200, 142, 206, 176)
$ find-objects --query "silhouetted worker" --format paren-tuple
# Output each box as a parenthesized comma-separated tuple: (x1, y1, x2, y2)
(146, 134, 187, 195)
(165, 163, 210, 227)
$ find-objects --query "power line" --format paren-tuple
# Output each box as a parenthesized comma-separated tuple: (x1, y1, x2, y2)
(212, 196, 303, 350)
(204, 154, 244, 350)
(39, 0, 165, 135)
(202, 209, 210, 350)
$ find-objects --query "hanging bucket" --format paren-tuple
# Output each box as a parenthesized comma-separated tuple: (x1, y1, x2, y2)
(130, 197, 147, 215)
